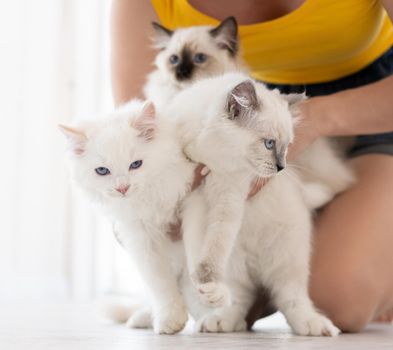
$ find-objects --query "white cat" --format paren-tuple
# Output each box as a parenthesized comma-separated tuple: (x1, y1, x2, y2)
(144, 17, 244, 110)
(169, 73, 341, 336)
(60, 100, 195, 334)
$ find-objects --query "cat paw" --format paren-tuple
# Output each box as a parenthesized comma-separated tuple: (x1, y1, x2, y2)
(290, 314, 341, 336)
(126, 307, 153, 329)
(196, 313, 247, 333)
(153, 302, 188, 334)
(196, 281, 232, 308)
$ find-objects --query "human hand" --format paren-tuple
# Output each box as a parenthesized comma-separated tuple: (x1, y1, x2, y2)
(248, 177, 269, 198)
(166, 165, 209, 241)
(191, 164, 210, 190)
(192, 165, 269, 199)
(287, 98, 324, 160)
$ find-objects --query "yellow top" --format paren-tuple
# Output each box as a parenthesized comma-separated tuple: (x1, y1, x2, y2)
(151, 0, 393, 84)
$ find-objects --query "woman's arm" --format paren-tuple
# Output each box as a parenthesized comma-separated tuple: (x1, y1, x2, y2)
(290, 0, 393, 157)
(305, 75, 393, 138)
(111, 0, 159, 105)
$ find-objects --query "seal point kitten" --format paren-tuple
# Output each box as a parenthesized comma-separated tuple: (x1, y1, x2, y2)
(144, 17, 245, 109)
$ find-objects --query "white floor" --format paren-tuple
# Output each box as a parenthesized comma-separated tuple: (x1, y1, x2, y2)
(1, 302, 392, 350)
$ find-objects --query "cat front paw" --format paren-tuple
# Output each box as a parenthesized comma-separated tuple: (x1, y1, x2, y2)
(191, 262, 231, 308)
(153, 302, 188, 334)
(290, 313, 341, 336)
(196, 281, 232, 308)
(196, 312, 247, 333)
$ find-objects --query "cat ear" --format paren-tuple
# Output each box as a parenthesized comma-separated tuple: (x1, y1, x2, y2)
(226, 80, 259, 123)
(209, 16, 238, 56)
(132, 101, 156, 141)
(58, 124, 87, 155)
(151, 22, 173, 49)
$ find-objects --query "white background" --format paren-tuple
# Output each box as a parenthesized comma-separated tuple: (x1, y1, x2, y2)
(0, 0, 145, 302)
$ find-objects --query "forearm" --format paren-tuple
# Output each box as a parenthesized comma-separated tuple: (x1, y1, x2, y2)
(305, 75, 393, 137)
(110, 0, 158, 105)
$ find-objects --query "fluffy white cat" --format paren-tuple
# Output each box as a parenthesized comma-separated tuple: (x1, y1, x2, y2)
(169, 73, 342, 336)
(144, 17, 244, 110)
(60, 100, 195, 334)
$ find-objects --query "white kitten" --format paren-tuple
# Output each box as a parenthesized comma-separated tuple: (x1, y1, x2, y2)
(144, 17, 244, 110)
(172, 73, 341, 336)
(167, 72, 352, 312)
(166, 74, 293, 307)
(60, 100, 195, 334)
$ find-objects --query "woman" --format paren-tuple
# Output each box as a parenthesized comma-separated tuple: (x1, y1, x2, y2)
(110, 0, 393, 332)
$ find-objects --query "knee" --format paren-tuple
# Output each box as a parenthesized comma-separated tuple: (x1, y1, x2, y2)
(310, 265, 377, 333)
(328, 306, 370, 333)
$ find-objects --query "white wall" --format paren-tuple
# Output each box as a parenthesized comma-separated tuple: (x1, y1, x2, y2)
(0, 0, 144, 302)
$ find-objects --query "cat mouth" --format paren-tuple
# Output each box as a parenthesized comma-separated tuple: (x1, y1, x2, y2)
(106, 190, 130, 199)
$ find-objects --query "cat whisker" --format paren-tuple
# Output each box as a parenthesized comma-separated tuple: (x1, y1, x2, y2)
(286, 163, 320, 177)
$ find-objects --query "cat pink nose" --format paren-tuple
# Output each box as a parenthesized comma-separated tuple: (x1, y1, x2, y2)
(116, 185, 130, 195)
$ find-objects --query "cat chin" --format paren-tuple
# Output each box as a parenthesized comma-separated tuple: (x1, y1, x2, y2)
(171, 75, 194, 88)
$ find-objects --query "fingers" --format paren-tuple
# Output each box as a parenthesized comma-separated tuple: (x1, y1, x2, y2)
(200, 166, 209, 176)
(192, 168, 266, 198)
(192, 164, 209, 190)
(248, 177, 268, 199)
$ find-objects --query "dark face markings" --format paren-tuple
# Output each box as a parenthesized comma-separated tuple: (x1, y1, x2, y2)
(172, 48, 194, 81)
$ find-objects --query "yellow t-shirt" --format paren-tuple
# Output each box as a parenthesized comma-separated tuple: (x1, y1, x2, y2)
(151, 0, 393, 84)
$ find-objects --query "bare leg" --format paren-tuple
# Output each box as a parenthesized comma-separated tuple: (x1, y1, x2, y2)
(310, 154, 393, 332)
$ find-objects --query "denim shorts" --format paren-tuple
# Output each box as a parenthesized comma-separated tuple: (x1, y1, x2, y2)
(264, 47, 393, 157)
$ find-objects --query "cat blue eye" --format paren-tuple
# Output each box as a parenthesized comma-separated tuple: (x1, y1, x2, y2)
(129, 160, 143, 170)
(194, 53, 207, 63)
(264, 139, 276, 150)
(169, 54, 179, 65)
(95, 167, 110, 176)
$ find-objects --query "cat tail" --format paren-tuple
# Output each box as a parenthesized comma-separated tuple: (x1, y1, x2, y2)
(98, 296, 148, 323)
(301, 182, 335, 210)
(295, 137, 355, 208)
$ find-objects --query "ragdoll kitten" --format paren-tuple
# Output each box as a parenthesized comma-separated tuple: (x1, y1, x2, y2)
(169, 76, 352, 312)
(60, 100, 195, 334)
(144, 16, 244, 109)
(170, 73, 341, 336)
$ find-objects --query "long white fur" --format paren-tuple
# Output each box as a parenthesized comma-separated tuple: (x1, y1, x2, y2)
(171, 73, 341, 336)
(61, 100, 195, 334)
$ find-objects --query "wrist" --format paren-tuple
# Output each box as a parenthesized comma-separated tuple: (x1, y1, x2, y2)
(298, 96, 337, 137)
